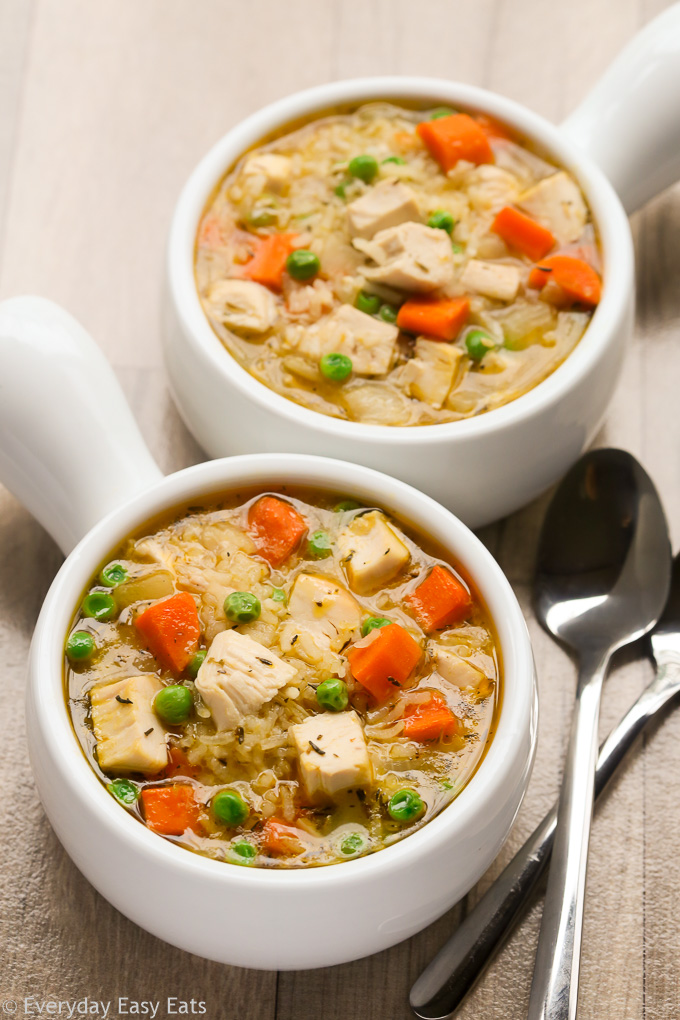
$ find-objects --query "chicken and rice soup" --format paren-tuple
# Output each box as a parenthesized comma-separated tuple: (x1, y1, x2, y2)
(66, 489, 500, 868)
(195, 102, 602, 426)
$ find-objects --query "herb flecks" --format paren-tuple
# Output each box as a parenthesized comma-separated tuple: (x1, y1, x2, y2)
(309, 740, 326, 756)
(116, 695, 133, 705)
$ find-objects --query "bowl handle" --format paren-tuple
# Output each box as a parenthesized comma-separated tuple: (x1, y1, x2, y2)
(0, 296, 163, 555)
(561, 3, 680, 214)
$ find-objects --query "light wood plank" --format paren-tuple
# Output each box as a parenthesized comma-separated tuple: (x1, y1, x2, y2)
(0, 0, 34, 275)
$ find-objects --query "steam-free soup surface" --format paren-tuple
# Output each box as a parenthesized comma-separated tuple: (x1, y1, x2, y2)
(195, 102, 602, 426)
(66, 489, 500, 868)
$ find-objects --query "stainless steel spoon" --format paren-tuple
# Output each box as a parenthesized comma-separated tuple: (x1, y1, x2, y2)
(528, 449, 670, 1020)
(410, 448, 672, 1020)
(410, 551, 680, 1020)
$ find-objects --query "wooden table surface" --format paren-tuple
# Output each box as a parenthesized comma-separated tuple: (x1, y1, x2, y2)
(1, 1, 679, 1016)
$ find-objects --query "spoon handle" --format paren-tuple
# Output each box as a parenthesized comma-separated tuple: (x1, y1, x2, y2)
(410, 660, 680, 1020)
(527, 651, 609, 1020)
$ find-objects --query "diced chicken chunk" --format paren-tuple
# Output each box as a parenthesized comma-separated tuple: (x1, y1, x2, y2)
(293, 304, 398, 376)
(518, 171, 587, 244)
(280, 573, 363, 664)
(338, 511, 410, 594)
(290, 711, 372, 800)
(347, 179, 420, 239)
(90, 674, 167, 774)
(357, 222, 454, 293)
(399, 338, 463, 408)
(242, 152, 291, 191)
(208, 279, 277, 334)
(435, 646, 486, 689)
(195, 629, 297, 730)
(459, 259, 521, 302)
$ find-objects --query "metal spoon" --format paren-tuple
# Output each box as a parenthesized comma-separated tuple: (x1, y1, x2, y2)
(410, 549, 680, 1020)
(531, 449, 671, 1019)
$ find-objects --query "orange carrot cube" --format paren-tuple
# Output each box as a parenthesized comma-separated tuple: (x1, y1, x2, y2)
(346, 623, 422, 702)
(248, 496, 308, 567)
(492, 206, 556, 262)
(141, 785, 200, 835)
(134, 592, 201, 673)
(403, 692, 460, 742)
(405, 565, 473, 632)
(416, 114, 493, 172)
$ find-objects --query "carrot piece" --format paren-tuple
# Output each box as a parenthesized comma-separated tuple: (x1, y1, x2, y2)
(239, 233, 297, 290)
(162, 746, 200, 780)
(134, 592, 201, 673)
(248, 496, 308, 567)
(141, 785, 200, 835)
(403, 693, 460, 742)
(405, 565, 473, 632)
(416, 114, 493, 172)
(346, 623, 422, 702)
(492, 206, 556, 262)
(397, 296, 469, 341)
(475, 114, 513, 141)
(262, 817, 306, 855)
(528, 255, 602, 306)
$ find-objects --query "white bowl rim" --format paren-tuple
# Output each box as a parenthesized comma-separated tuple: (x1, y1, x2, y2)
(33, 452, 536, 889)
(167, 75, 633, 447)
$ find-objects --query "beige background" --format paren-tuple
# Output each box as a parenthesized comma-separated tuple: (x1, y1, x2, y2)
(1, 1, 679, 1017)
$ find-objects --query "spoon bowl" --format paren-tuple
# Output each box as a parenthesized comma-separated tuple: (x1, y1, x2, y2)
(535, 449, 671, 652)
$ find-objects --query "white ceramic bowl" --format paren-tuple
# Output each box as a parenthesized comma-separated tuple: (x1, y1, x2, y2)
(0, 297, 536, 970)
(164, 8, 680, 528)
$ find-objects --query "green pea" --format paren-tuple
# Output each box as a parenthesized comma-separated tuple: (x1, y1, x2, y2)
(382, 156, 406, 165)
(348, 154, 378, 183)
(81, 591, 117, 621)
(154, 685, 193, 725)
(320, 352, 353, 382)
(224, 591, 261, 624)
(271, 587, 287, 603)
(334, 499, 362, 513)
(108, 778, 139, 807)
(286, 249, 320, 281)
(212, 789, 249, 827)
(465, 329, 495, 362)
(308, 530, 332, 559)
(334, 182, 348, 199)
(249, 207, 276, 228)
(429, 107, 455, 120)
(316, 677, 349, 712)
(378, 303, 399, 324)
(428, 210, 455, 234)
(355, 290, 381, 316)
(361, 617, 391, 638)
(230, 840, 257, 865)
(388, 788, 426, 823)
(186, 649, 206, 678)
(66, 630, 95, 662)
(340, 832, 365, 856)
(99, 563, 128, 587)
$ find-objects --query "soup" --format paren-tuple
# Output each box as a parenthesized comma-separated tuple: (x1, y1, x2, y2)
(195, 102, 601, 426)
(65, 489, 500, 868)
